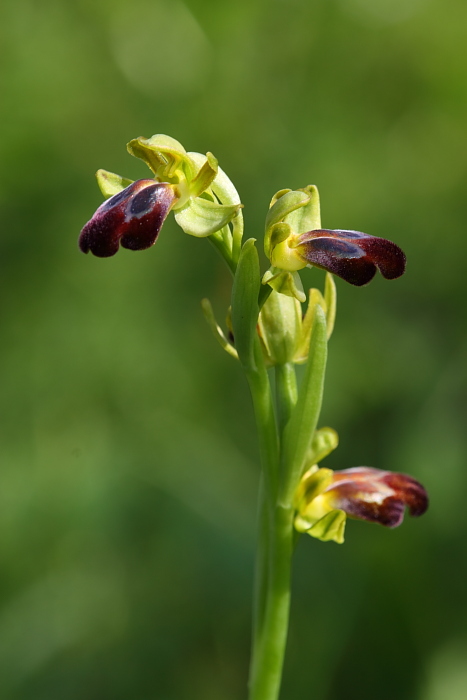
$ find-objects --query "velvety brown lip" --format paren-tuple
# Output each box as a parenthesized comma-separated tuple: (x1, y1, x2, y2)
(79, 180, 177, 258)
(326, 467, 428, 527)
(296, 229, 406, 286)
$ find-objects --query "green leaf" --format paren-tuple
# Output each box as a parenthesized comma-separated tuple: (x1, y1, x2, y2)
(96, 169, 134, 198)
(280, 304, 328, 505)
(174, 197, 241, 237)
(231, 239, 261, 369)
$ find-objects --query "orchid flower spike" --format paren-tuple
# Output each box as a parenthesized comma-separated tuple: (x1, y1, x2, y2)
(79, 134, 242, 257)
(264, 185, 406, 286)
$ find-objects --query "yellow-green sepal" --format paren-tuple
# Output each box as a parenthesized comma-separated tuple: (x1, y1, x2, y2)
(285, 185, 321, 234)
(96, 169, 134, 198)
(296, 509, 346, 544)
(127, 134, 194, 181)
(174, 197, 242, 237)
(262, 268, 306, 303)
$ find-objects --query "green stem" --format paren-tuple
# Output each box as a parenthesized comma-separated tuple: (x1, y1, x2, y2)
(248, 504, 294, 700)
(248, 362, 298, 700)
(246, 339, 280, 697)
(208, 233, 236, 274)
(251, 477, 270, 667)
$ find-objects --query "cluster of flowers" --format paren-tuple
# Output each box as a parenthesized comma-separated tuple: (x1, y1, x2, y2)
(79, 134, 428, 543)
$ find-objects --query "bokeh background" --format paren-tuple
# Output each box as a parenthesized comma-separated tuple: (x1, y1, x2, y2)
(1, 0, 466, 698)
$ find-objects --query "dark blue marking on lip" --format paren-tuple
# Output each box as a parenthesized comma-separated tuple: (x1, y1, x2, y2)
(100, 185, 133, 211)
(129, 185, 160, 217)
(306, 237, 365, 259)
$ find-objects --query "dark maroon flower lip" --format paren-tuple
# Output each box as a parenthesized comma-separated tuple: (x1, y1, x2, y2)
(295, 229, 406, 286)
(326, 467, 428, 528)
(79, 180, 178, 258)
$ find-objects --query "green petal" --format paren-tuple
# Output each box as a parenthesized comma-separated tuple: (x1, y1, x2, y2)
(96, 169, 134, 198)
(304, 510, 346, 544)
(188, 151, 241, 205)
(189, 152, 218, 198)
(127, 134, 194, 180)
(295, 466, 334, 509)
(174, 197, 241, 237)
(265, 190, 310, 257)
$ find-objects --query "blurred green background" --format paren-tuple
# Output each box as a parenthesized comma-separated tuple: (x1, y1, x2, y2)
(1, 0, 466, 698)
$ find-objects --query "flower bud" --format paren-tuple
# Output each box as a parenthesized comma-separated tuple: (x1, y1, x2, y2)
(258, 290, 302, 366)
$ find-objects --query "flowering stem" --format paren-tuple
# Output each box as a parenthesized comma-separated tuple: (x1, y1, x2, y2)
(247, 361, 300, 700)
(208, 233, 236, 274)
(249, 503, 294, 700)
